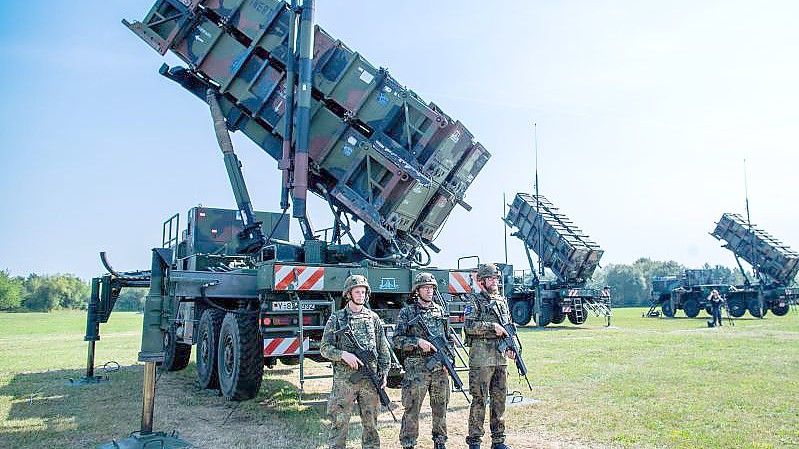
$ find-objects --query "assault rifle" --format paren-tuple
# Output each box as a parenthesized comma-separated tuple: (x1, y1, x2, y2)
(407, 314, 470, 402)
(490, 302, 533, 390)
(335, 325, 398, 421)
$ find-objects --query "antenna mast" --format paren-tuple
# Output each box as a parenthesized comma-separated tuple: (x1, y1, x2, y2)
(503, 192, 508, 265)
(534, 123, 544, 278)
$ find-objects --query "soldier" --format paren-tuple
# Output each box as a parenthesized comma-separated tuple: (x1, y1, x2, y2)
(464, 263, 515, 449)
(394, 272, 452, 449)
(708, 289, 724, 327)
(320, 274, 392, 449)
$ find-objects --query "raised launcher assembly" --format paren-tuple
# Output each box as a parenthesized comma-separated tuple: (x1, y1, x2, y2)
(505, 193, 603, 284)
(124, 0, 489, 261)
(711, 213, 799, 287)
(502, 193, 610, 327)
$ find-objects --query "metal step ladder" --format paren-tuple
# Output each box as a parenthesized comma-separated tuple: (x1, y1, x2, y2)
(293, 292, 337, 402)
(576, 297, 586, 323)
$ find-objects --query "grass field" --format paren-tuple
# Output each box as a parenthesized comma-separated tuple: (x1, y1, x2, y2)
(1, 308, 797, 448)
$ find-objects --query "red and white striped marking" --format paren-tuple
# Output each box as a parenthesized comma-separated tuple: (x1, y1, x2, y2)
(448, 271, 481, 294)
(274, 265, 325, 291)
(263, 337, 310, 357)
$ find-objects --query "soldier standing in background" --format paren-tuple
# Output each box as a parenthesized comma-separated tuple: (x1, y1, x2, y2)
(464, 263, 515, 449)
(708, 289, 724, 327)
(320, 275, 392, 449)
(394, 272, 452, 449)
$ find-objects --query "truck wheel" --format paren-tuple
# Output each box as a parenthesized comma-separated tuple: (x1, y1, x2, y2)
(727, 298, 746, 318)
(217, 312, 264, 401)
(661, 300, 675, 318)
(683, 299, 700, 318)
(551, 307, 566, 324)
(535, 303, 552, 327)
(511, 301, 532, 326)
(748, 299, 766, 318)
(162, 323, 191, 372)
(197, 309, 224, 389)
(771, 303, 790, 316)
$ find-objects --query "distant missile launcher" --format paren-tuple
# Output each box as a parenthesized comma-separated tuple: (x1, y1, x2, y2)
(504, 193, 603, 284)
(711, 213, 799, 286)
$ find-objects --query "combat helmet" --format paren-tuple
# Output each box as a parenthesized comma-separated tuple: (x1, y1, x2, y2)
(476, 263, 500, 280)
(342, 274, 370, 299)
(413, 272, 437, 291)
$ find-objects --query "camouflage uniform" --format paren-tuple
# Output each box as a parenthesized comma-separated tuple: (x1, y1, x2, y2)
(464, 265, 512, 448)
(320, 276, 392, 449)
(393, 295, 452, 448)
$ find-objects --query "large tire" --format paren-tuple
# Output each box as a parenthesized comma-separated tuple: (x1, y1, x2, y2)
(771, 303, 790, 316)
(535, 302, 552, 327)
(727, 297, 746, 318)
(683, 299, 700, 318)
(661, 300, 675, 318)
(197, 309, 224, 389)
(217, 312, 264, 401)
(551, 306, 566, 324)
(748, 299, 766, 318)
(161, 323, 191, 372)
(511, 300, 533, 326)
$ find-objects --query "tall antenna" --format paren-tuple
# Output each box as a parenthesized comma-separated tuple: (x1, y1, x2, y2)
(534, 123, 544, 278)
(743, 158, 760, 282)
(503, 192, 508, 265)
(744, 158, 752, 225)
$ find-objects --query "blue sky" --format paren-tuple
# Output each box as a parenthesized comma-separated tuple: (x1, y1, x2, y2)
(2, 1, 798, 280)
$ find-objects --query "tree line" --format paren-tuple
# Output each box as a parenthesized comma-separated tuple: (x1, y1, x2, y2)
(0, 271, 146, 312)
(588, 258, 746, 306)
(0, 260, 758, 312)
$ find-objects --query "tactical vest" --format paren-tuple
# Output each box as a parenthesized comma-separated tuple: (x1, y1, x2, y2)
(465, 292, 507, 346)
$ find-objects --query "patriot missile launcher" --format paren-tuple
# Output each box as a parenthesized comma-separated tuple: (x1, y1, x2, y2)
(501, 193, 611, 327)
(710, 213, 798, 317)
(646, 214, 797, 319)
(88, 1, 488, 447)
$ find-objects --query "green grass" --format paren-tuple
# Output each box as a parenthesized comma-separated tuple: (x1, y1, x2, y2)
(506, 309, 799, 449)
(1, 309, 798, 448)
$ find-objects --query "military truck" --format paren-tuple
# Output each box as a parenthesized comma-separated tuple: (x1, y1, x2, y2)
(500, 193, 611, 327)
(646, 213, 798, 319)
(647, 269, 734, 318)
(85, 0, 490, 414)
(710, 213, 799, 317)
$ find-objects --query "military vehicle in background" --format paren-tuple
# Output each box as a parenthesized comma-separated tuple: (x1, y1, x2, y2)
(646, 213, 798, 319)
(647, 269, 733, 318)
(710, 213, 799, 317)
(500, 193, 611, 327)
(86, 2, 491, 445)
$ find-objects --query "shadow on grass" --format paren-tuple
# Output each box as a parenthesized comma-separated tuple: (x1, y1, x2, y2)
(516, 325, 591, 333)
(0, 365, 145, 449)
(0, 363, 333, 447)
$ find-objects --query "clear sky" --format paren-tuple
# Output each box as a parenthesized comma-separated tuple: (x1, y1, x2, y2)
(1, 1, 798, 281)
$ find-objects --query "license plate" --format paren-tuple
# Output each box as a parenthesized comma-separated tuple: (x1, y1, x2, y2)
(271, 301, 316, 311)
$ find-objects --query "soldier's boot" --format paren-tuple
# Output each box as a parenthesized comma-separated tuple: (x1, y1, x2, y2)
(402, 446, 414, 449)
(492, 443, 511, 449)
(468, 444, 480, 449)
(433, 441, 446, 449)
